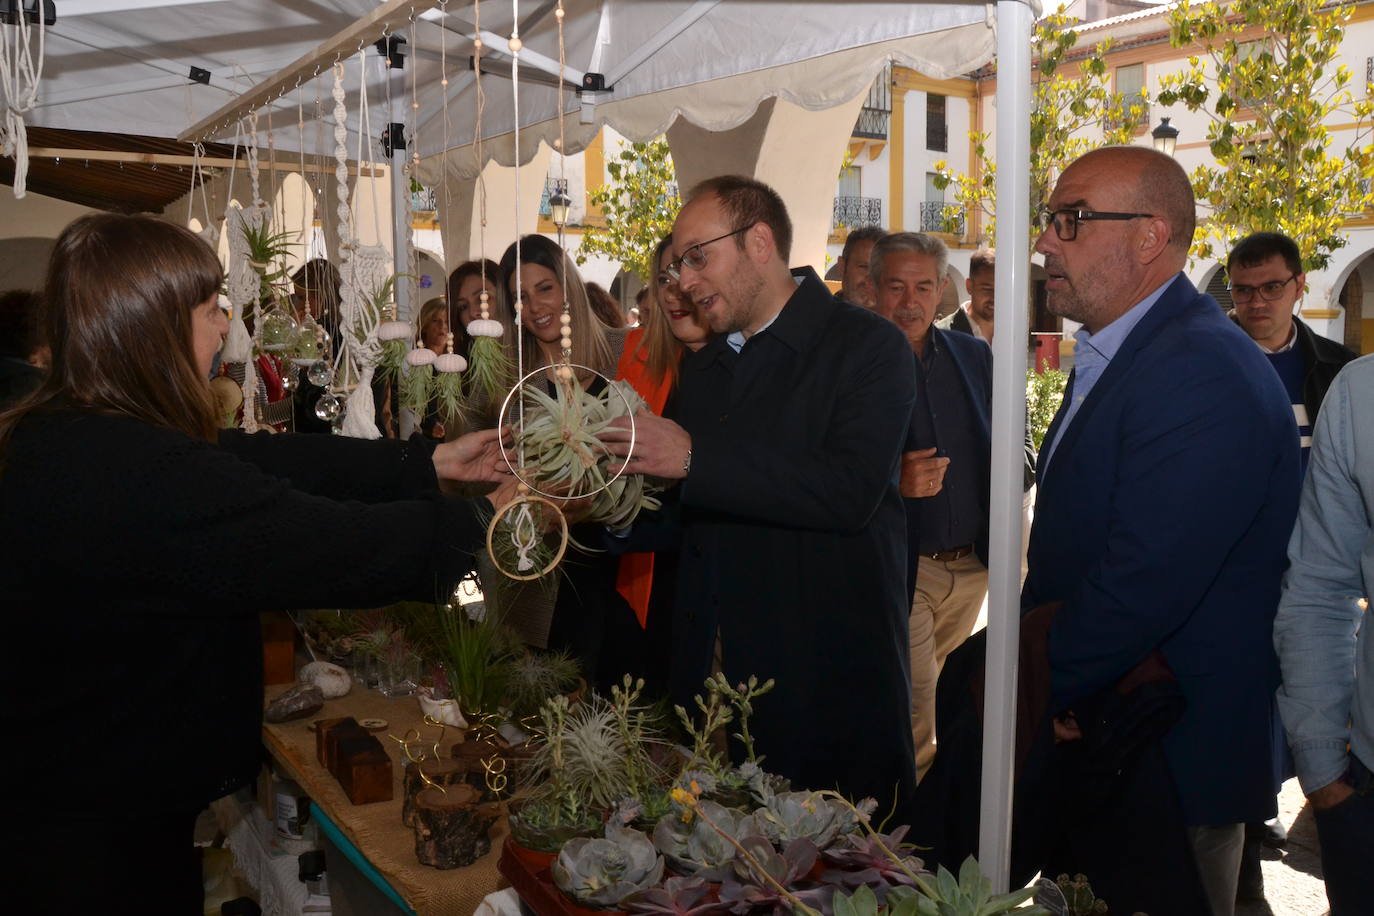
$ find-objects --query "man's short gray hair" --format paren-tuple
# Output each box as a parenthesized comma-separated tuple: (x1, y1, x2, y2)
(868, 232, 949, 285)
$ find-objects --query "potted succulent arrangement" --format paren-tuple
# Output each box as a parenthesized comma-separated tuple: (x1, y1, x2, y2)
(500, 672, 1052, 916)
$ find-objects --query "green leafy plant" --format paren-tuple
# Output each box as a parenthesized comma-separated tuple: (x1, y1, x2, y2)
(551, 825, 666, 908)
(505, 649, 582, 717)
(932, 6, 1149, 245)
(436, 602, 514, 717)
(910, 858, 1047, 916)
(1053, 873, 1109, 916)
(240, 221, 297, 309)
(1156, 0, 1374, 270)
(576, 137, 681, 282)
(1026, 368, 1068, 451)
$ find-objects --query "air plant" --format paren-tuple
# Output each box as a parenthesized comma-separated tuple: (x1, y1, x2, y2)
(514, 376, 662, 528)
(466, 314, 512, 407)
(240, 221, 297, 308)
(402, 347, 437, 413)
(431, 351, 469, 424)
(505, 649, 582, 717)
(523, 694, 636, 814)
(551, 825, 666, 908)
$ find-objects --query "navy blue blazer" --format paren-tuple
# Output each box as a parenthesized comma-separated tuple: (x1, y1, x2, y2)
(907, 327, 993, 565)
(1025, 273, 1301, 826)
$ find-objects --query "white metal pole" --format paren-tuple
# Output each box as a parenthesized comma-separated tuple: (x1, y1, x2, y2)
(385, 40, 416, 439)
(979, 0, 1035, 892)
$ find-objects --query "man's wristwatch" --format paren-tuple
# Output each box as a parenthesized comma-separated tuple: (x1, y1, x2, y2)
(682, 448, 692, 477)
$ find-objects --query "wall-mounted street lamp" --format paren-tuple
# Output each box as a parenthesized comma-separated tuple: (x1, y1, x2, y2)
(549, 179, 571, 228)
(1151, 117, 1179, 157)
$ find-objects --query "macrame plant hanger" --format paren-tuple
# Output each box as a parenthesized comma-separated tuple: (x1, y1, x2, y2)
(0, 0, 46, 198)
(330, 48, 392, 440)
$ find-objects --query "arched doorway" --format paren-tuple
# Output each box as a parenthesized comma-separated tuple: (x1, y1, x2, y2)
(1337, 249, 1373, 354)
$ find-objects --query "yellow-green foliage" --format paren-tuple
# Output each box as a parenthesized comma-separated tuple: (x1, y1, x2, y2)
(1156, 0, 1374, 271)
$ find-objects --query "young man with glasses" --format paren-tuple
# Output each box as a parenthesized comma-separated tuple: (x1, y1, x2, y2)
(1224, 231, 1356, 903)
(602, 174, 920, 823)
(1226, 231, 1356, 470)
(1019, 147, 1301, 916)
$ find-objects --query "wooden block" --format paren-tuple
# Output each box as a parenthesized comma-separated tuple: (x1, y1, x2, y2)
(333, 734, 393, 805)
(260, 611, 297, 686)
(314, 716, 360, 768)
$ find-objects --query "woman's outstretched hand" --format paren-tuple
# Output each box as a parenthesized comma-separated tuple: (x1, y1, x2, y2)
(432, 426, 512, 484)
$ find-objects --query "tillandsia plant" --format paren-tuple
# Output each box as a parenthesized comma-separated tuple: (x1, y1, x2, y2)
(524, 694, 636, 814)
(506, 649, 582, 718)
(369, 275, 413, 385)
(552, 825, 666, 908)
(401, 358, 436, 414)
(465, 328, 513, 408)
(240, 222, 298, 308)
(515, 375, 662, 528)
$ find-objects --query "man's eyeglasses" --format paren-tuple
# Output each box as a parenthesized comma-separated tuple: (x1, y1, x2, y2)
(1227, 274, 1298, 304)
(1038, 208, 1155, 242)
(666, 225, 752, 281)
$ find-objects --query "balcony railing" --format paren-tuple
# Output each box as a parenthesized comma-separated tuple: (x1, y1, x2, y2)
(411, 185, 437, 212)
(833, 196, 883, 231)
(853, 63, 893, 140)
(919, 200, 964, 235)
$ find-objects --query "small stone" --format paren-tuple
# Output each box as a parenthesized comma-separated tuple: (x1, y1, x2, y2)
(264, 683, 325, 723)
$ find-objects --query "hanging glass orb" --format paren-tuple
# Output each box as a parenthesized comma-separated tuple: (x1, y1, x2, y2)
(331, 415, 345, 435)
(279, 367, 297, 393)
(258, 306, 300, 352)
(306, 360, 333, 387)
(314, 392, 342, 421)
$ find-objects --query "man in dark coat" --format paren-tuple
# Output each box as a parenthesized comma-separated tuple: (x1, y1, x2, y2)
(603, 175, 918, 817)
(1026, 147, 1301, 916)
(0, 289, 47, 408)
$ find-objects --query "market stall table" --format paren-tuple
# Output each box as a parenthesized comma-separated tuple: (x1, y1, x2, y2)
(255, 683, 510, 915)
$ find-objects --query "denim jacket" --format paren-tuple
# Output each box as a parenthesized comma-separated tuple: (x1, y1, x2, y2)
(1274, 354, 1374, 794)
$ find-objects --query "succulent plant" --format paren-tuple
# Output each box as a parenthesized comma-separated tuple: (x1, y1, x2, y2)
(507, 793, 601, 853)
(832, 884, 923, 916)
(752, 791, 854, 850)
(624, 876, 730, 916)
(1050, 874, 1109, 916)
(552, 826, 666, 908)
(820, 824, 928, 893)
(910, 858, 1048, 916)
(653, 799, 760, 880)
(719, 836, 831, 916)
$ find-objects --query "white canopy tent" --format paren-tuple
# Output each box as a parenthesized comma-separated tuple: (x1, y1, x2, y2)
(10, 0, 1036, 889)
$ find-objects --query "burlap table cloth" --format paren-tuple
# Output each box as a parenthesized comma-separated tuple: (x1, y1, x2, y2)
(263, 684, 510, 915)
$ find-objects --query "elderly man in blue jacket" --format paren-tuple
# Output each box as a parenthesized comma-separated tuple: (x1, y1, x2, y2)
(1025, 146, 1301, 916)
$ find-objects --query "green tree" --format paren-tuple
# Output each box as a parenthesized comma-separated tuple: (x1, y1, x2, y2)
(933, 6, 1148, 245)
(575, 137, 680, 282)
(1156, 0, 1374, 271)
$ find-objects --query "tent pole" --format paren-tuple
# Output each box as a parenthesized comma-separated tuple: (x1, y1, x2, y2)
(979, 0, 1034, 893)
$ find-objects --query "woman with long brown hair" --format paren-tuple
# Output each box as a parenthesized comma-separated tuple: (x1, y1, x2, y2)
(0, 213, 507, 910)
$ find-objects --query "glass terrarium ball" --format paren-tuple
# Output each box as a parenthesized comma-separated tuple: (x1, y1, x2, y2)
(314, 392, 342, 421)
(306, 360, 333, 387)
(258, 307, 300, 352)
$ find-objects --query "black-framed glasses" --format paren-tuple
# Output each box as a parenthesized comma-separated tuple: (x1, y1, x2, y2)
(1227, 274, 1298, 303)
(666, 225, 752, 281)
(1039, 207, 1155, 241)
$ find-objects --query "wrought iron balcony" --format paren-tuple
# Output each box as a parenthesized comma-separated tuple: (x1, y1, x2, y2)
(410, 185, 437, 212)
(919, 201, 965, 235)
(833, 196, 883, 231)
(852, 63, 892, 141)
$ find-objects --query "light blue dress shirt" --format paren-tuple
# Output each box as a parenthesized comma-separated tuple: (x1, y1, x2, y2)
(1042, 275, 1179, 470)
(1274, 354, 1374, 793)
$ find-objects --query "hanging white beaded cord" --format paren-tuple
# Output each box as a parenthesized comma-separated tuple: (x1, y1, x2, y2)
(290, 85, 325, 368)
(462, 0, 513, 409)
(329, 51, 393, 440)
(486, 1, 658, 580)
(254, 104, 303, 362)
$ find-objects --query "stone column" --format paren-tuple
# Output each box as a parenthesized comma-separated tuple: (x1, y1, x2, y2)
(667, 95, 867, 274)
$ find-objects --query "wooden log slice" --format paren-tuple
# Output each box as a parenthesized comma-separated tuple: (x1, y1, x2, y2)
(401, 758, 466, 827)
(413, 784, 501, 870)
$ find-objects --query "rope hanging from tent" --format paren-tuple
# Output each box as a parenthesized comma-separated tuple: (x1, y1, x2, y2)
(0, 2, 46, 198)
(462, 0, 514, 409)
(335, 49, 391, 440)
